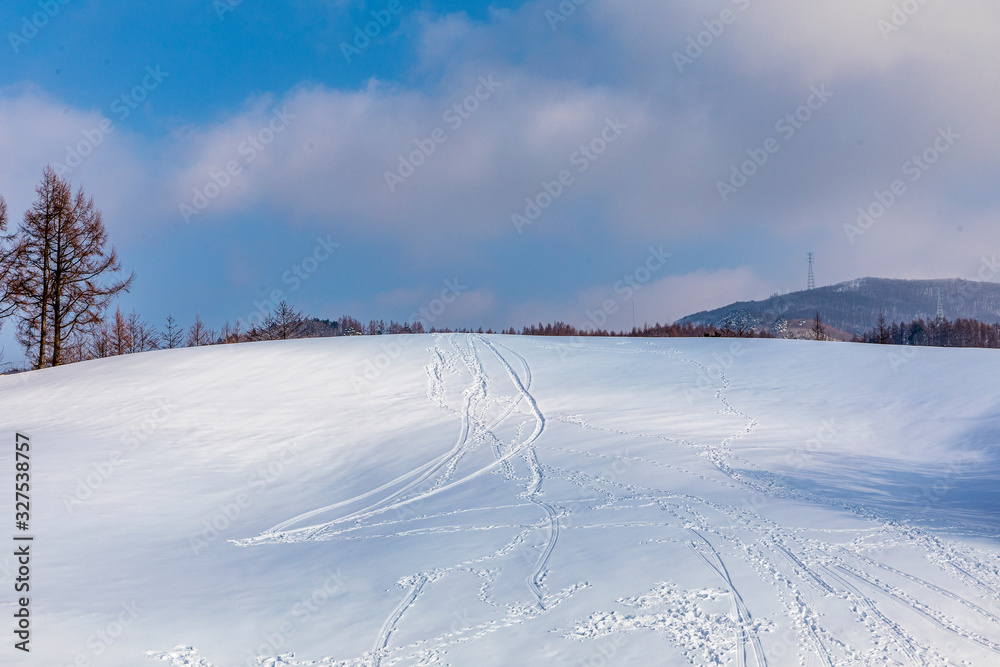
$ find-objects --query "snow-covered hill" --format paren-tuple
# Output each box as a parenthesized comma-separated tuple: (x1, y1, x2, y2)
(1, 334, 999, 666)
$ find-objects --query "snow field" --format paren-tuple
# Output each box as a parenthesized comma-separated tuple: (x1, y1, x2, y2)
(0, 334, 998, 665)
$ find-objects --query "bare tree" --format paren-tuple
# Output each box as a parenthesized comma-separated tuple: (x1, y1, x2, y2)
(245, 320, 266, 342)
(11, 168, 133, 368)
(339, 315, 363, 336)
(270, 300, 307, 340)
(811, 312, 826, 341)
(186, 313, 212, 347)
(218, 319, 244, 344)
(0, 196, 17, 325)
(246, 301, 308, 341)
(0, 196, 16, 367)
(126, 310, 159, 353)
(875, 311, 890, 345)
(88, 318, 114, 359)
(110, 308, 131, 356)
(161, 314, 183, 349)
(60, 329, 91, 364)
(229, 318, 243, 343)
(9, 170, 68, 367)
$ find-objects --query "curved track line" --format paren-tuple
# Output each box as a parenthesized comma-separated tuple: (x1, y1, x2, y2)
(821, 565, 921, 664)
(306, 335, 545, 532)
(473, 336, 559, 608)
(370, 575, 428, 667)
(252, 377, 475, 540)
(688, 530, 767, 667)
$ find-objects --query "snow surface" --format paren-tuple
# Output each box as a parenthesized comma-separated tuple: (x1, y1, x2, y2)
(1, 334, 999, 666)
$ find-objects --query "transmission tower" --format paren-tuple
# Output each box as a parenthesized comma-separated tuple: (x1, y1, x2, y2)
(936, 288, 944, 322)
(807, 253, 815, 291)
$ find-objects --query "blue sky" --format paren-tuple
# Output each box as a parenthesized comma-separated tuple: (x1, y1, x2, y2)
(2, 0, 999, 356)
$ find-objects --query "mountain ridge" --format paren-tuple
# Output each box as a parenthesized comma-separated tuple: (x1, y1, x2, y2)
(676, 277, 1000, 335)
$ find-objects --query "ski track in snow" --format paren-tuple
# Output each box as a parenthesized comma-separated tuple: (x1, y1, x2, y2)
(150, 335, 1000, 665)
(687, 529, 768, 667)
(228, 334, 563, 666)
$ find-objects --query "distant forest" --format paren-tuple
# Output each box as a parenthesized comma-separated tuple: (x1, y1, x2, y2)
(856, 314, 1000, 349)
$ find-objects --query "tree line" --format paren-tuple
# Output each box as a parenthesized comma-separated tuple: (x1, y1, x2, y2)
(514, 320, 772, 338)
(858, 313, 1000, 349)
(3, 170, 999, 373)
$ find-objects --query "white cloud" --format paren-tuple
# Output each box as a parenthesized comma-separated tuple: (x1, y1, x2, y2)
(0, 87, 153, 243)
(2, 0, 999, 313)
(508, 267, 776, 329)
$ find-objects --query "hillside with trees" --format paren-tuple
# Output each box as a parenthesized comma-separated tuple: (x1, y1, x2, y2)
(677, 277, 1000, 335)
